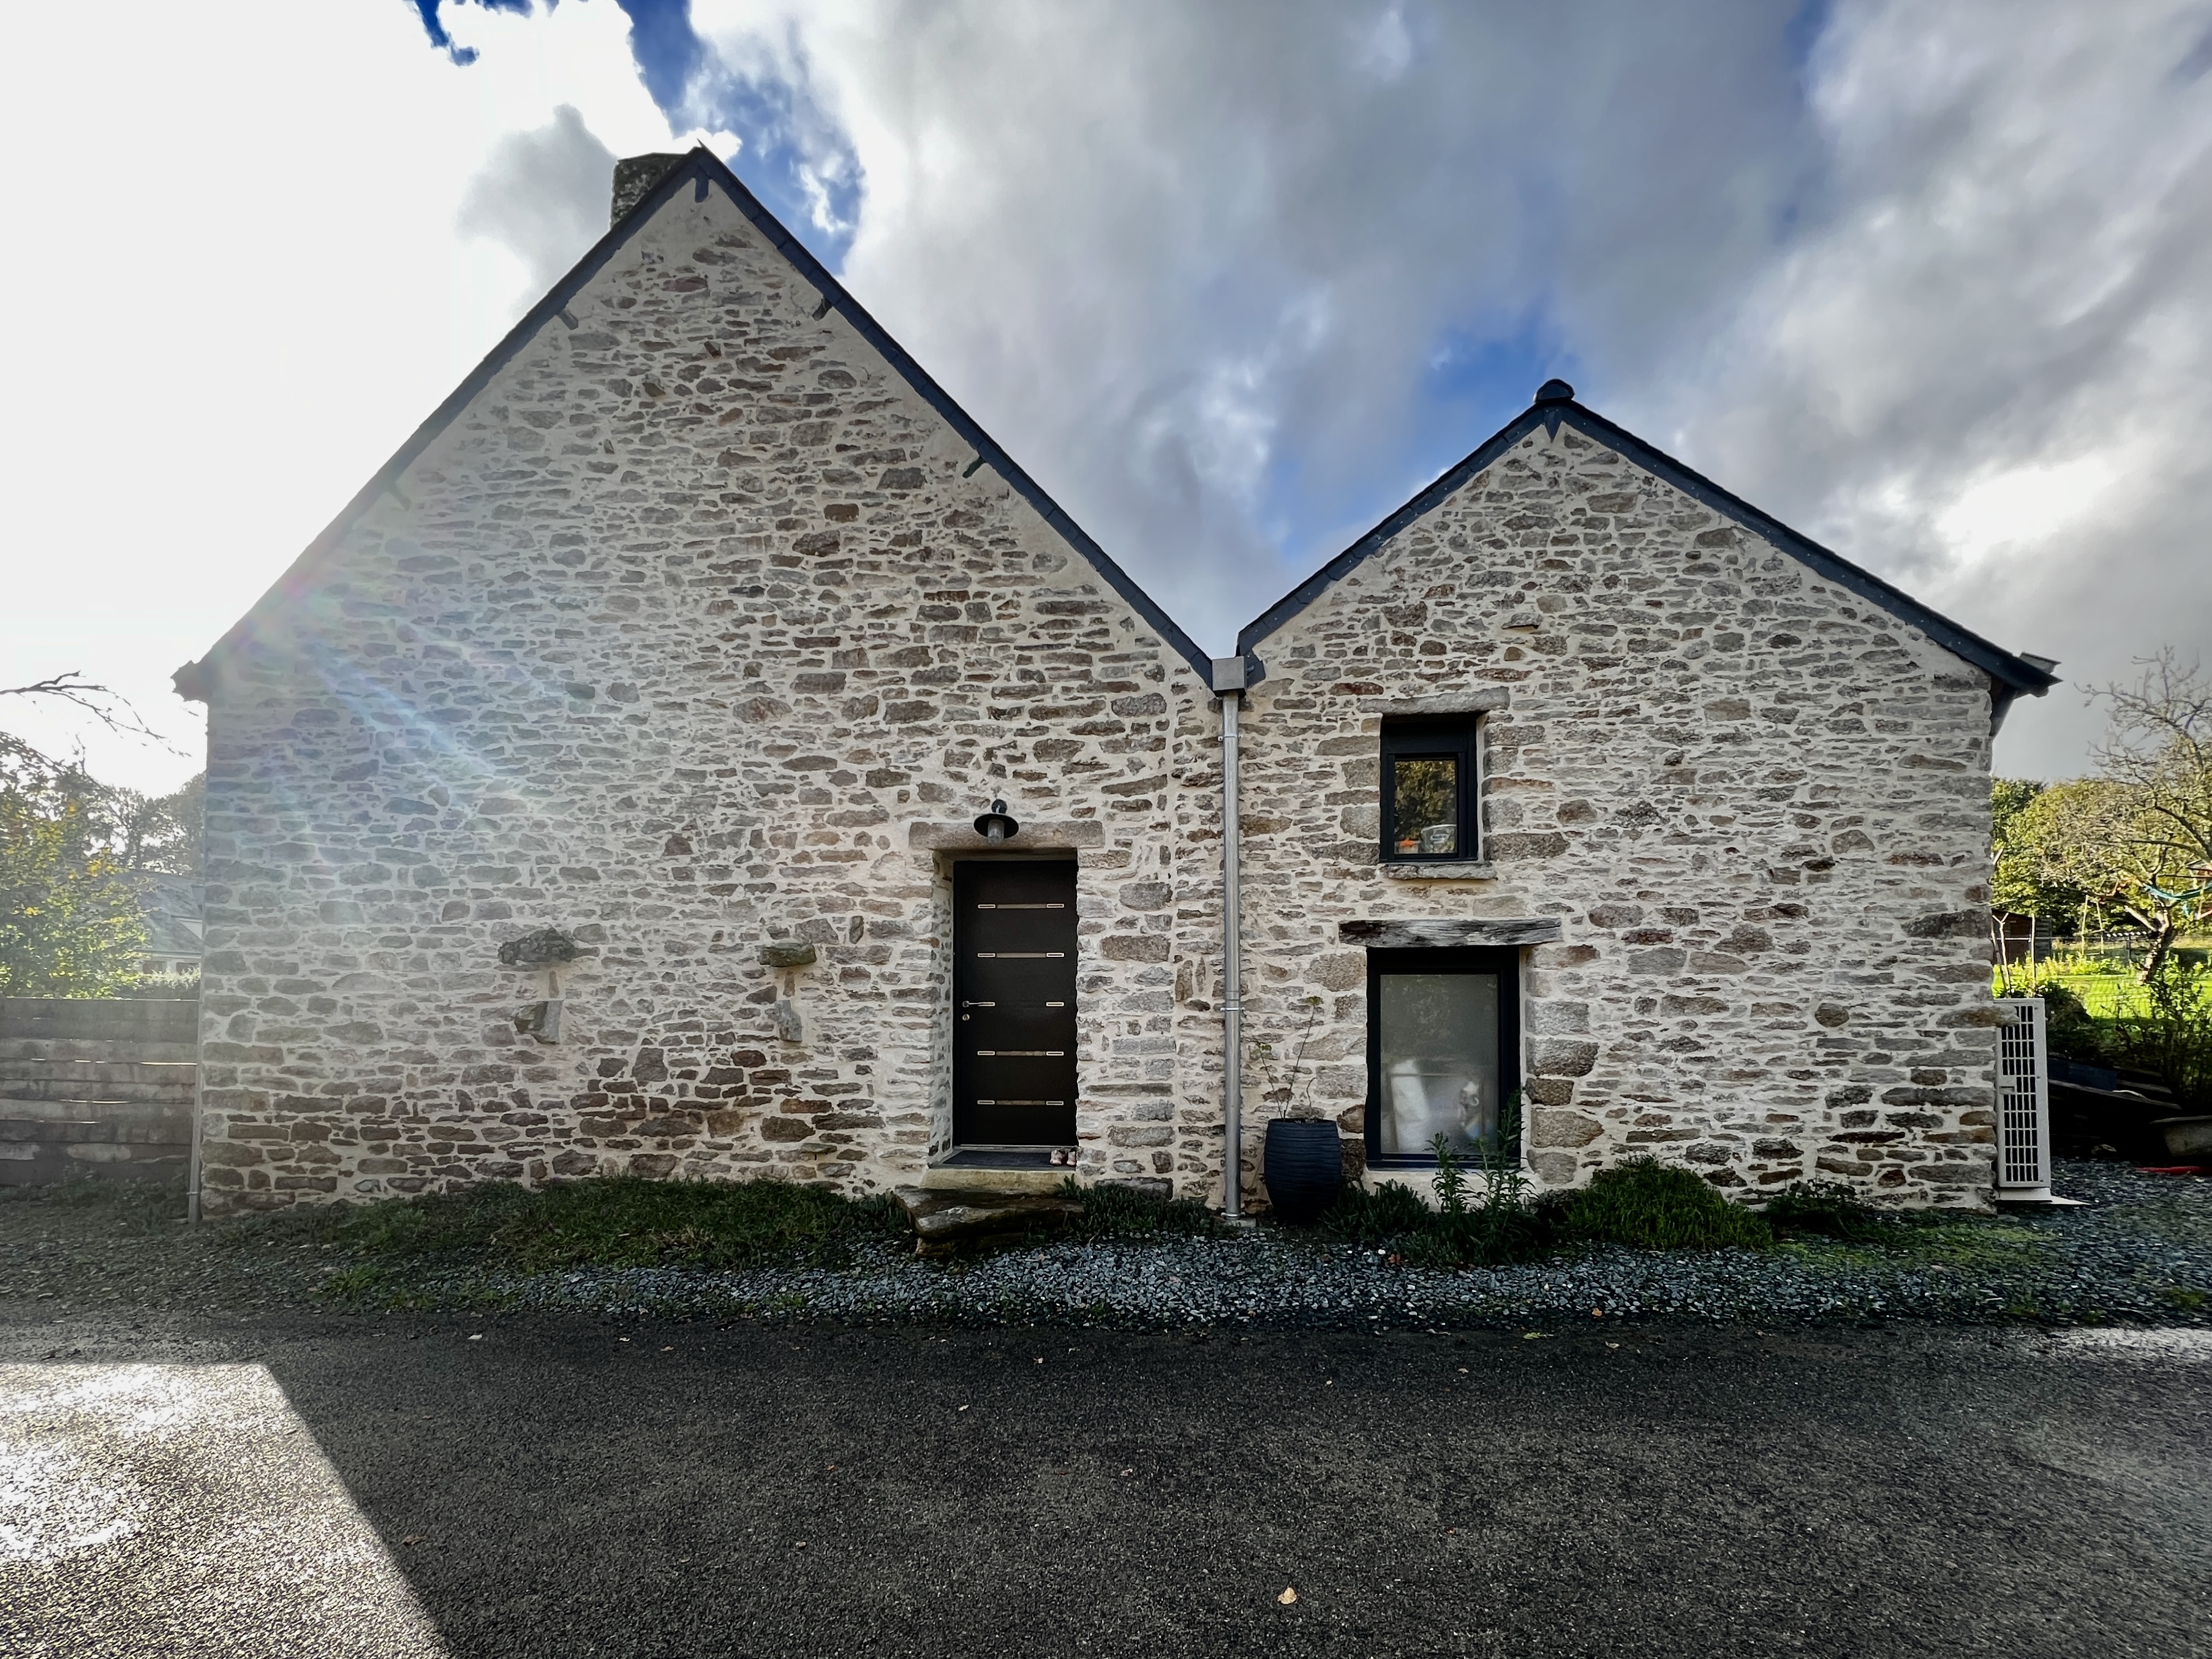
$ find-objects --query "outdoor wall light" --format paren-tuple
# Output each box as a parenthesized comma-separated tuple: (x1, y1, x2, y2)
(972, 799, 1021, 842)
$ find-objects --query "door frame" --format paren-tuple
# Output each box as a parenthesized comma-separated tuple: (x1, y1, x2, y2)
(949, 855, 1081, 1150)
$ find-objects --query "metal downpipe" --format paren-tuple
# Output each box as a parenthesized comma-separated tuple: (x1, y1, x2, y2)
(1212, 659, 1247, 1218)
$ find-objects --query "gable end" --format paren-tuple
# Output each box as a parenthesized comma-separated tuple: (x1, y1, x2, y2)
(1236, 393, 2059, 712)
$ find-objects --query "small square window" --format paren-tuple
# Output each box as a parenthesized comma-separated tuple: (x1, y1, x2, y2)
(1380, 720, 1478, 861)
(1365, 947, 1520, 1165)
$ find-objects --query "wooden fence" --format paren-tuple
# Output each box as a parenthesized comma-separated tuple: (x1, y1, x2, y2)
(0, 998, 197, 1186)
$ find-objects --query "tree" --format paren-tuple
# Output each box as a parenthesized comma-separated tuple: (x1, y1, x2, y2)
(2089, 651, 2212, 957)
(0, 737, 146, 996)
(1991, 777, 2085, 934)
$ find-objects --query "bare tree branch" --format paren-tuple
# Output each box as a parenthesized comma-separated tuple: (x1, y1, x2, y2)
(0, 671, 184, 755)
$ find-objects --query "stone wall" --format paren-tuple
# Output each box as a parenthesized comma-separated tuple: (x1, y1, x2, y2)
(0, 999, 198, 1185)
(1232, 421, 1999, 1208)
(193, 174, 1211, 1214)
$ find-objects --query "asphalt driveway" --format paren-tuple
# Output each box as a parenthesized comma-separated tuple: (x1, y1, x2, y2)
(3, 1309, 2207, 1658)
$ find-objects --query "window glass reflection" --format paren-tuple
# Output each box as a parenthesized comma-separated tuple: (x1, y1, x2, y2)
(1378, 972, 1500, 1156)
(1391, 756, 1459, 856)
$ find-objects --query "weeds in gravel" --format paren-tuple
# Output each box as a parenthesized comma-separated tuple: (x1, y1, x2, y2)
(230, 1175, 908, 1296)
(1757, 1181, 1900, 1242)
(1552, 1158, 1775, 1252)
(1059, 1178, 1222, 1240)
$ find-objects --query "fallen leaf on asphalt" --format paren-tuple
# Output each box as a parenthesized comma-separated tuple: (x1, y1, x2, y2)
(1522, 1332, 1552, 1340)
(957, 1404, 969, 1411)
(402, 1535, 424, 1547)
(467, 1334, 483, 1342)
(1278, 1587, 1298, 1604)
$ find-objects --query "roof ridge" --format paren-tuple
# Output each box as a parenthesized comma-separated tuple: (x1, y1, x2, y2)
(180, 147, 1214, 690)
(1234, 389, 2059, 704)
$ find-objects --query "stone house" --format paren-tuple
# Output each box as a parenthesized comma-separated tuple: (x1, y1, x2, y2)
(175, 149, 2056, 1216)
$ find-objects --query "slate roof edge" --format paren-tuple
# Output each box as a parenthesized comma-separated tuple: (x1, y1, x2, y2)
(1234, 396, 2060, 701)
(181, 148, 1214, 692)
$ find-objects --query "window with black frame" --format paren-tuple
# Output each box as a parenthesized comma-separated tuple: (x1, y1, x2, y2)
(1365, 947, 1519, 1165)
(1380, 719, 1477, 862)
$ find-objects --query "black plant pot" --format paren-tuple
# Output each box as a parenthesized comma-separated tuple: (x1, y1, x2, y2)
(1264, 1117, 1345, 1226)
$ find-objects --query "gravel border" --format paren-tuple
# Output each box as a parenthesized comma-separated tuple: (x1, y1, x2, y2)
(376, 1159, 2212, 1329)
(5, 1159, 2206, 1330)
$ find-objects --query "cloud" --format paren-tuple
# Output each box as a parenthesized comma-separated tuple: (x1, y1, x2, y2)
(12, 0, 2209, 791)
(1638, 0, 2212, 777)
(684, 0, 1816, 648)
(458, 104, 619, 293)
(0, 0, 674, 792)
(671, 0, 2212, 778)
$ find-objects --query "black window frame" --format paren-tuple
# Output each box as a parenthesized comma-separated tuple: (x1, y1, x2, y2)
(1363, 945, 1521, 1170)
(1379, 717, 1479, 863)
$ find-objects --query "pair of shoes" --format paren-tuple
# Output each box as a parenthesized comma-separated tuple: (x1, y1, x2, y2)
(1050, 1149, 1067, 1166)
(1051, 1148, 1080, 1167)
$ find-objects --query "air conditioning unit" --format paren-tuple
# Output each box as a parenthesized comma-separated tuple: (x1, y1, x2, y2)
(1992, 996, 2053, 1201)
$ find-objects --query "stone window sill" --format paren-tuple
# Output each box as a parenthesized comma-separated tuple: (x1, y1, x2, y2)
(1379, 861, 1497, 880)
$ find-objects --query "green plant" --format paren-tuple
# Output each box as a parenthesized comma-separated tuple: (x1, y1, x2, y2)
(1758, 1179, 1898, 1242)
(1319, 1179, 1435, 1246)
(230, 1175, 908, 1274)
(1316, 1092, 1550, 1268)
(1555, 1157, 1773, 1252)
(1059, 1177, 1221, 1239)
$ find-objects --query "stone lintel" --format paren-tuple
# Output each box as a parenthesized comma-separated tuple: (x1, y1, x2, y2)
(1379, 861, 1497, 881)
(1339, 917, 1563, 950)
(907, 820, 1106, 851)
(1357, 688, 1511, 717)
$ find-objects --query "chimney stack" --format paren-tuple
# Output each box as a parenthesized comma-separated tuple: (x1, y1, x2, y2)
(611, 153, 690, 225)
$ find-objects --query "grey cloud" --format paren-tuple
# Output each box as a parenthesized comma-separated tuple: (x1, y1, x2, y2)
(683, 1, 2212, 777)
(457, 104, 617, 293)
(692, 0, 1814, 650)
(1640, 0, 2212, 777)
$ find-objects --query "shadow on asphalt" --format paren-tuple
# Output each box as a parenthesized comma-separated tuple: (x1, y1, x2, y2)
(7, 1314, 2211, 1658)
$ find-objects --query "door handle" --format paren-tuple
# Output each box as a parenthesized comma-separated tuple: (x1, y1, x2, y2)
(961, 1000, 996, 1008)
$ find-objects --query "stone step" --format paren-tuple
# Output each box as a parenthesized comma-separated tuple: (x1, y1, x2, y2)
(920, 1162, 1070, 1193)
(894, 1185, 1084, 1257)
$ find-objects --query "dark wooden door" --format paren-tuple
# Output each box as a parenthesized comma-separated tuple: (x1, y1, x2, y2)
(953, 860, 1078, 1146)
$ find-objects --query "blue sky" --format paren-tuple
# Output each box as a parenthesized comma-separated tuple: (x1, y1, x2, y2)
(5, 0, 2211, 791)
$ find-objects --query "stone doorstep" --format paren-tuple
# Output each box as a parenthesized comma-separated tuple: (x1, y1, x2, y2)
(919, 1163, 1069, 1194)
(893, 1185, 1084, 1258)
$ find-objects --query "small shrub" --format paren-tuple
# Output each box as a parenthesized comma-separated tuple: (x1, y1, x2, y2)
(1315, 1093, 1552, 1268)
(1320, 1180, 1435, 1247)
(1061, 1177, 1221, 1240)
(1557, 1158, 1773, 1252)
(2037, 981, 2112, 1065)
(1759, 1179, 1897, 1242)
(234, 1176, 908, 1273)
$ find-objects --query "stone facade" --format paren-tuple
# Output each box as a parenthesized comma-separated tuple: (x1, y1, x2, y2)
(182, 153, 2047, 1216)
(188, 158, 1219, 1214)
(1230, 420, 2007, 1208)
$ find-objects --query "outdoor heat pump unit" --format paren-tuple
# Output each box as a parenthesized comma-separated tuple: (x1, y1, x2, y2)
(1992, 996, 2053, 1202)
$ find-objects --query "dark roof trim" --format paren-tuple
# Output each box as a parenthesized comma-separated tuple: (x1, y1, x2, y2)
(1236, 396, 2060, 700)
(187, 148, 1210, 686)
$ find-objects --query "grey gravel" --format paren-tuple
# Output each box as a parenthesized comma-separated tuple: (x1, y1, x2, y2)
(6, 1159, 2206, 1330)
(394, 1158, 2212, 1329)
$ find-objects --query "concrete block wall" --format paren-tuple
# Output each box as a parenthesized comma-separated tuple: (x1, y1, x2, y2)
(0, 999, 197, 1185)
